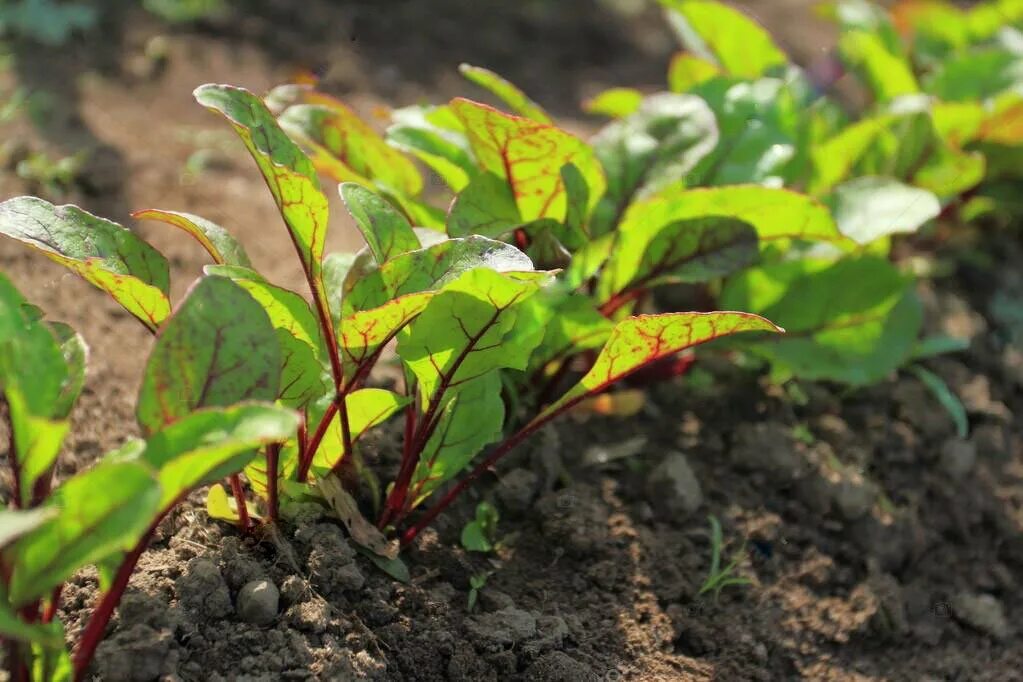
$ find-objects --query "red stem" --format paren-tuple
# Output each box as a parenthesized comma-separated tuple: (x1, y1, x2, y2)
(8, 418, 21, 509)
(229, 474, 250, 532)
(71, 501, 173, 682)
(40, 584, 62, 624)
(598, 287, 646, 318)
(265, 444, 281, 523)
(399, 417, 547, 545)
(297, 399, 339, 482)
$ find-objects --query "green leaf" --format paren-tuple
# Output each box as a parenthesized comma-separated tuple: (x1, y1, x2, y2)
(924, 49, 1023, 102)
(343, 236, 534, 314)
(411, 372, 504, 505)
(0, 196, 170, 331)
(720, 256, 922, 385)
(244, 440, 299, 502)
(460, 500, 499, 552)
(451, 98, 606, 222)
(339, 292, 434, 382)
(309, 389, 409, 473)
(825, 176, 941, 245)
(909, 365, 968, 438)
(620, 186, 847, 253)
(0, 507, 57, 549)
(127, 403, 298, 509)
(339, 183, 421, 264)
(46, 322, 87, 418)
(8, 460, 161, 606)
(661, 0, 787, 78)
(0, 603, 63, 645)
(194, 84, 329, 281)
(560, 163, 591, 241)
(0, 275, 71, 504)
(600, 216, 758, 301)
(386, 106, 477, 192)
(591, 94, 718, 234)
(532, 293, 614, 368)
(583, 88, 643, 118)
(136, 276, 280, 434)
(399, 268, 547, 403)
(533, 311, 781, 422)
(912, 334, 970, 360)
(913, 146, 986, 199)
(132, 209, 251, 267)
(459, 63, 552, 123)
(210, 270, 327, 409)
(686, 76, 799, 186)
(278, 96, 422, 196)
(839, 30, 919, 102)
(447, 171, 522, 238)
(809, 114, 896, 195)
(667, 53, 721, 92)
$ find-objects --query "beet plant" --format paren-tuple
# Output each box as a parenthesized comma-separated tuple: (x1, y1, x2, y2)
(0, 263, 298, 681)
(0, 81, 780, 679)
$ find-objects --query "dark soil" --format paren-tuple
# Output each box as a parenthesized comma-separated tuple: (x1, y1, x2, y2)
(2, 1, 1023, 681)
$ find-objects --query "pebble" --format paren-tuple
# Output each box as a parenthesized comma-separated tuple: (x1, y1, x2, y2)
(495, 468, 539, 514)
(466, 607, 537, 646)
(645, 452, 703, 519)
(235, 579, 279, 625)
(951, 592, 1011, 640)
(938, 438, 976, 479)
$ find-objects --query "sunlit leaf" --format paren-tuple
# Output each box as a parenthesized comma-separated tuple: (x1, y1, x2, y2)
(339, 292, 434, 382)
(279, 96, 422, 196)
(399, 268, 548, 403)
(600, 216, 759, 301)
(459, 63, 552, 123)
(924, 50, 1023, 102)
(195, 84, 329, 281)
(343, 236, 534, 315)
(591, 93, 719, 234)
(667, 52, 721, 92)
(132, 208, 251, 267)
(661, 0, 787, 78)
(839, 30, 919, 102)
(533, 311, 781, 422)
(583, 88, 643, 118)
(825, 176, 941, 245)
(620, 185, 847, 253)
(0, 197, 171, 330)
(451, 98, 606, 222)
(387, 105, 477, 192)
(309, 389, 409, 473)
(447, 171, 522, 238)
(338, 183, 421, 265)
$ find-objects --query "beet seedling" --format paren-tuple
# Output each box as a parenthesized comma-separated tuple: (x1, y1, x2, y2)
(0, 269, 298, 681)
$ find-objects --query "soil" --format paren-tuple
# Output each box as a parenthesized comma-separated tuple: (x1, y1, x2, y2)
(2, 1, 1023, 680)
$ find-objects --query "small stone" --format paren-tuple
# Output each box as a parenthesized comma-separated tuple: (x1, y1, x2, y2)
(939, 438, 976, 479)
(466, 607, 537, 646)
(832, 472, 876, 521)
(645, 452, 703, 519)
(951, 592, 1011, 640)
(731, 422, 805, 479)
(495, 468, 539, 514)
(236, 579, 279, 625)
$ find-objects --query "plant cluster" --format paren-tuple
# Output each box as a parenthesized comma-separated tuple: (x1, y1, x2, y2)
(3, 0, 1019, 678)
